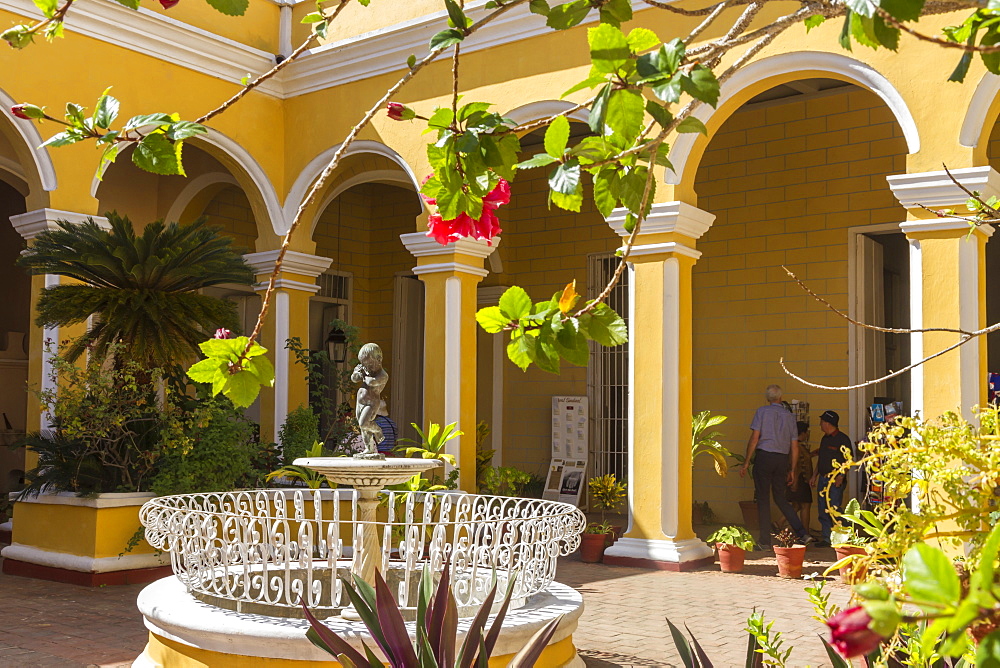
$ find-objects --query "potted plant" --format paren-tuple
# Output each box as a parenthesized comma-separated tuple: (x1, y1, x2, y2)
(828, 500, 874, 584)
(588, 473, 627, 543)
(771, 527, 807, 579)
(580, 522, 613, 563)
(706, 526, 756, 573)
(692, 411, 748, 526)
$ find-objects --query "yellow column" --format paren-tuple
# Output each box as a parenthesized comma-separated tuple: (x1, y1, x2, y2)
(888, 169, 994, 419)
(601, 202, 715, 570)
(400, 233, 498, 492)
(9, 210, 110, 465)
(244, 251, 332, 443)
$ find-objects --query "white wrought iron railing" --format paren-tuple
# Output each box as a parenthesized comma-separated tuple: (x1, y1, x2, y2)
(140, 489, 587, 617)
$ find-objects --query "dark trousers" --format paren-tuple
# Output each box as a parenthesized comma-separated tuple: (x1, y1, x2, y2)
(818, 474, 846, 541)
(753, 450, 807, 545)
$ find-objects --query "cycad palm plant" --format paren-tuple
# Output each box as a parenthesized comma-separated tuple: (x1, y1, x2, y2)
(18, 213, 253, 367)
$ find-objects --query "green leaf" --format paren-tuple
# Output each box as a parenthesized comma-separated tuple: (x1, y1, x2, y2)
(581, 302, 628, 346)
(626, 27, 660, 52)
(30, 0, 58, 19)
(681, 66, 720, 107)
(301, 11, 324, 22)
(872, 14, 899, 50)
(880, 0, 924, 22)
(517, 153, 559, 169)
(804, 14, 826, 31)
(132, 134, 184, 176)
(65, 102, 86, 128)
(529, 0, 549, 15)
(39, 130, 84, 149)
(589, 84, 612, 134)
(599, 0, 632, 27)
(223, 368, 263, 408)
(499, 286, 532, 320)
(546, 0, 590, 30)
(563, 75, 611, 97)
(444, 0, 468, 30)
(605, 89, 644, 141)
(549, 159, 581, 195)
(506, 332, 533, 370)
(430, 28, 464, 50)
(95, 142, 124, 181)
(588, 23, 631, 74)
(652, 76, 683, 104)
(593, 167, 619, 217)
(166, 120, 207, 141)
(846, 0, 878, 18)
(902, 543, 961, 609)
(206, 0, 249, 16)
(544, 115, 571, 158)
(550, 188, 583, 212)
(476, 306, 510, 333)
(123, 113, 173, 131)
(977, 631, 1000, 668)
(676, 117, 708, 135)
(407, 54, 417, 69)
(108, 0, 140, 9)
(553, 325, 589, 366)
(983, 31, 1000, 74)
(187, 357, 226, 384)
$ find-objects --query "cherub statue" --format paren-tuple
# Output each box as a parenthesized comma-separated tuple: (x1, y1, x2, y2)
(352, 342, 389, 459)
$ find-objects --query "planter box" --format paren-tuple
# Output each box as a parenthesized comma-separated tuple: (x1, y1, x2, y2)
(0, 491, 170, 586)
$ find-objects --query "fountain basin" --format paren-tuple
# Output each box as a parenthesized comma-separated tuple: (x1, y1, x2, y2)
(291, 456, 442, 488)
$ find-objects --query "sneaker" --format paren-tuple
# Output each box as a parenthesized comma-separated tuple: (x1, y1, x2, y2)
(813, 540, 831, 548)
(799, 534, 815, 546)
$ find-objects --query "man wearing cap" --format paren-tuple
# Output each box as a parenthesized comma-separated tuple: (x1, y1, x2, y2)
(739, 384, 811, 548)
(811, 410, 852, 547)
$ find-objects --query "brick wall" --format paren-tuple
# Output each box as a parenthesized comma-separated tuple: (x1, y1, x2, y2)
(201, 186, 257, 253)
(691, 86, 907, 522)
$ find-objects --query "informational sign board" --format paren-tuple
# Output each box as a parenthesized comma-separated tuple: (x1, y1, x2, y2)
(551, 396, 588, 460)
(545, 397, 589, 506)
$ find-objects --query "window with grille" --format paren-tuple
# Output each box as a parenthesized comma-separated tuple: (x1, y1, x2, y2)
(587, 253, 630, 484)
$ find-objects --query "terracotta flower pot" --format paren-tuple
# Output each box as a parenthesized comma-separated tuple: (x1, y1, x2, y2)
(717, 543, 746, 573)
(773, 545, 806, 579)
(739, 500, 759, 529)
(834, 546, 867, 584)
(580, 532, 608, 563)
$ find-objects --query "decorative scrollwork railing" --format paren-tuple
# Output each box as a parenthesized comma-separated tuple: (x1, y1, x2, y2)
(140, 489, 587, 615)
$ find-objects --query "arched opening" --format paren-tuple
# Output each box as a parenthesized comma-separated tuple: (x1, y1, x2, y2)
(690, 79, 908, 527)
(312, 180, 423, 445)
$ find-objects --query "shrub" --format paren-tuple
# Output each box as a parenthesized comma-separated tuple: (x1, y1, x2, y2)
(278, 404, 320, 464)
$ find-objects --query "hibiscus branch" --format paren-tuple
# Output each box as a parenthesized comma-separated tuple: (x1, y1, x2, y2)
(2, 0, 76, 48)
(242, 0, 531, 358)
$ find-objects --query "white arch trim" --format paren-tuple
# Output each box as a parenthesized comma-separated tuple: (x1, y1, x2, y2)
(163, 172, 238, 223)
(666, 52, 921, 185)
(310, 169, 415, 236)
(283, 140, 421, 236)
(503, 100, 590, 126)
(960, 73, 1000, 148)
(88, 128, 285, 235)
(0, 89, 57, 192)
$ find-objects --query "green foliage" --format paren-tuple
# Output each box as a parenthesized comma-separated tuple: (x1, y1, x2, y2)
(745, 611, 793, 667)
(706, 526, 756, 551)
(476, 283, 626, 373)
(480, 465, 532, 497)
(587, 473, 626, 525)
(278, 405, 321, 464)
(151, 396, 265, 496)
(19, 213, 253, 368)
(691, 410, 735, 477)
(186, 336, 275, 408)
(474, 420, 495, 489)
(303, 565, 560, 668)
(395, 422, 460, 467)
(266, 440, 329, 489)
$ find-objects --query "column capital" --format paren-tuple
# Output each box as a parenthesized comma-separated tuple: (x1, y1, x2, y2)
(900, 217, 994, 239)
(9, 209, 109, 241)
(887, 166, 1000, 210)
(243, 250, 332, 278)
(606, 202, 715, 240)
(399, 232, 499, 278)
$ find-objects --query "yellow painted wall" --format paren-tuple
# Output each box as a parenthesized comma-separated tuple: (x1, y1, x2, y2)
(13, 500, 156, 558)
(691, 86, 907, 523)
(200, 185, 258, 253)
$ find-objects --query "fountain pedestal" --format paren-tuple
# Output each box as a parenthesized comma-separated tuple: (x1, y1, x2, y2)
(293, 456, 440, 606)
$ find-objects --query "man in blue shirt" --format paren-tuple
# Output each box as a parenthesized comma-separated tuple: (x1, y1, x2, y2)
(739, 385, 811, 547)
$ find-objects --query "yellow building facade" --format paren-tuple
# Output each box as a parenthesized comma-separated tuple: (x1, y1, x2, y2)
(2, 0, 998, 571)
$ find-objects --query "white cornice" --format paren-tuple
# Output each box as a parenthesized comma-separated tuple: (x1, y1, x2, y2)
(606, 202, 715, 240)
(899, 217, 994, 238)
(282, 1, 644, 97)
(400, 231, 499, 260)
(0, 0, 281, 97)
(253, 278, 322, 292)
(412, 262, 489, 278)
(243, 250, 332, 277)
(10, 208, 109, 241)
(887, 167, 1000, 210)
(627, 240, 703, 260)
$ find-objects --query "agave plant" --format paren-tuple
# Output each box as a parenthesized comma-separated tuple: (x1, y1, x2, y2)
(266, 440, 329, 489)
(691, 410, 735, 477)
(18, 213, 253, 367)
(302, 565, 560, 668)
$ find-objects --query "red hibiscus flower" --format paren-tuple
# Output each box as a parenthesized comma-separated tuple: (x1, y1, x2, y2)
(422, 177, 510, 246)
(826, 606, 885, 658)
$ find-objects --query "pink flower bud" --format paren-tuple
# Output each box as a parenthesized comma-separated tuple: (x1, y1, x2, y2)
(11, 104, 44, 120)
(386, 102, 415, 121)
(159, 0, 179, 8)
(826, 606, 885, 658)
(214, 328, 232, 339)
